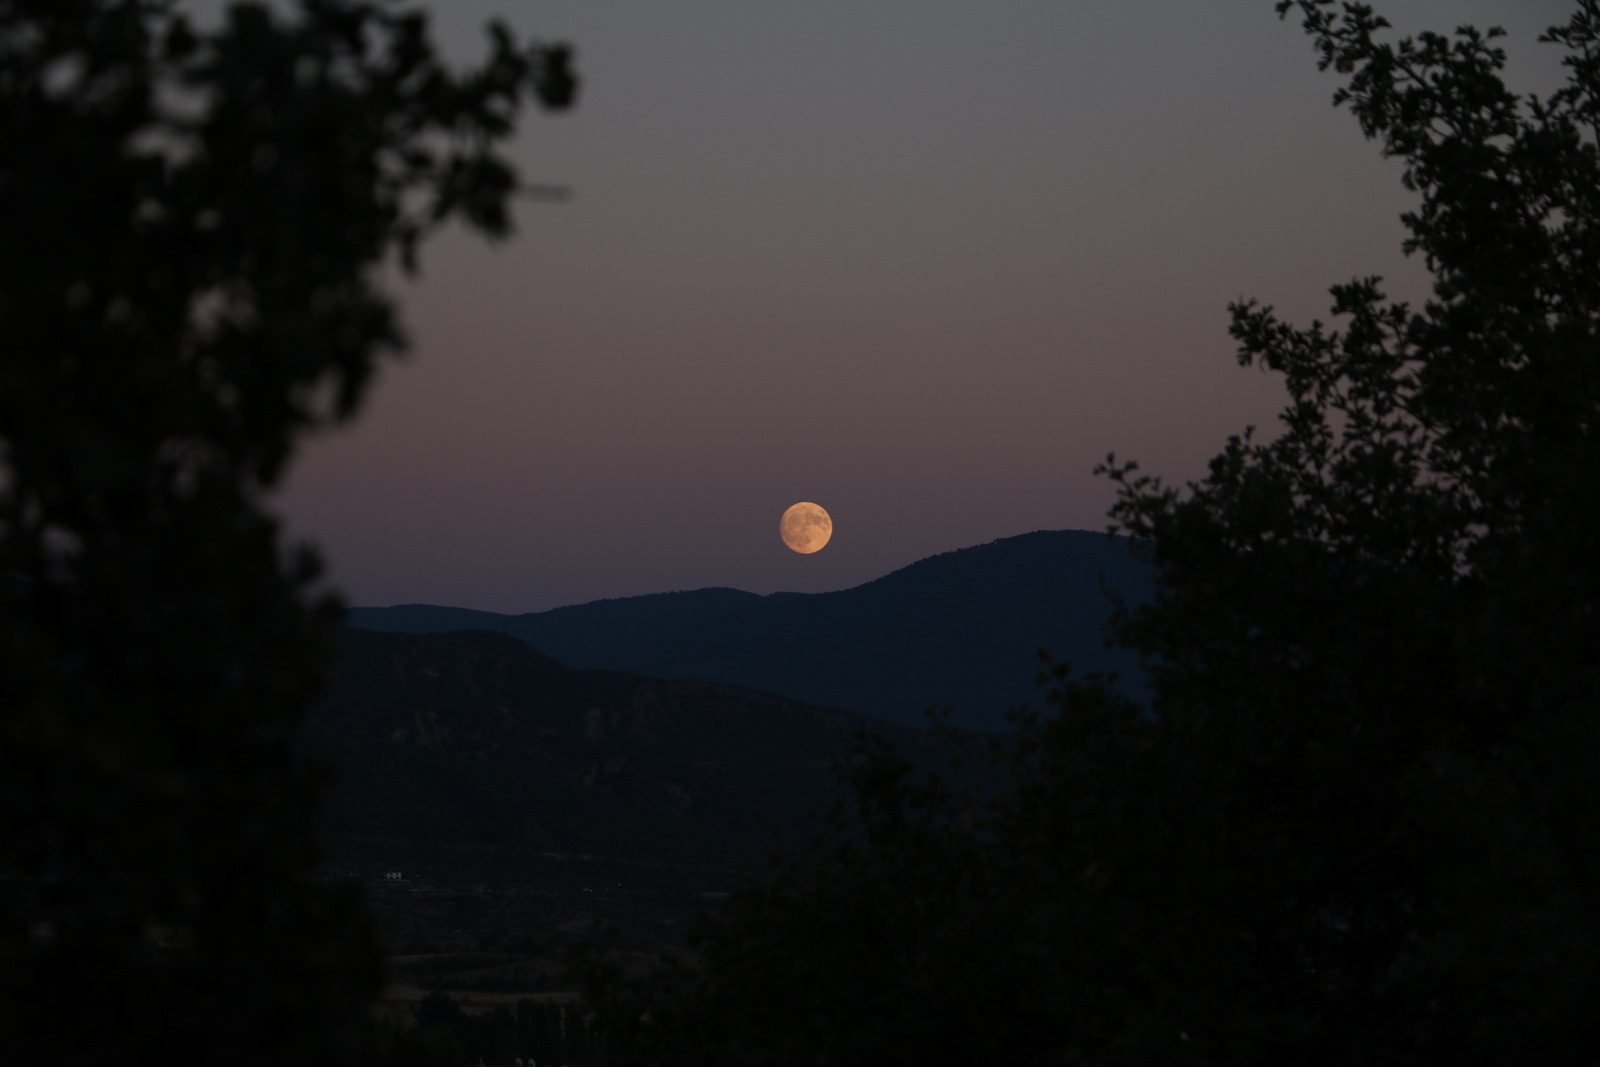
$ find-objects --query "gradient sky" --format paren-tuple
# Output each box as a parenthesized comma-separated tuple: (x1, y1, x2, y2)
(266, 1, 1573, 613)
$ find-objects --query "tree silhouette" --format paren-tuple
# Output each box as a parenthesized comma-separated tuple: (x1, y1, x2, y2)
(582, 3, 1600, 1063)
(0, 1, 573, 1062)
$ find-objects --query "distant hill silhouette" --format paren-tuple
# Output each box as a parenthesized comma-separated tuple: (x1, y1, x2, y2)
(347, 530, 1151, 732)
(308, 628, 960, 947)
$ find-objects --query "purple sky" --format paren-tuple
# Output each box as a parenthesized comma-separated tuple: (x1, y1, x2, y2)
(268, 1, 1572, 613)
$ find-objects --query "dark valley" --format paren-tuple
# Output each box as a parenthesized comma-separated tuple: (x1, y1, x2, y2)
(310, 628, 964, 952)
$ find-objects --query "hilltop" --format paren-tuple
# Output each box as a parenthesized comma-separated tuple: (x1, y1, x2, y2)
(348, 529, 1150, 732)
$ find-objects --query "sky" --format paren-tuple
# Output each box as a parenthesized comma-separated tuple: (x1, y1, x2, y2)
(265, 0, 1574, 613)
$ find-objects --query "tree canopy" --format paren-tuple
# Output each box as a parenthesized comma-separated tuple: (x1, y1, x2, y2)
(582, 3, 1600, 1063)
(0, 1, 573, 1062)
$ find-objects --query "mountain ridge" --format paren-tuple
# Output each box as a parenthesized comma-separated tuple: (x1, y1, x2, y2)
(347, 530, 1151, 732)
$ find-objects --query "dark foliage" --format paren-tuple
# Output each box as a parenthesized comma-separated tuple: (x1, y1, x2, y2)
(581, 3, 1600, 1064)
(0, 1, 573, 1062)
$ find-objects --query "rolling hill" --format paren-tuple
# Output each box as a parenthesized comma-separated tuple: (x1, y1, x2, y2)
(347, 529, 1150, 732)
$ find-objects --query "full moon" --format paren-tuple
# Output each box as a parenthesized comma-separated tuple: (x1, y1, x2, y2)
(780, 502, 833, 554)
